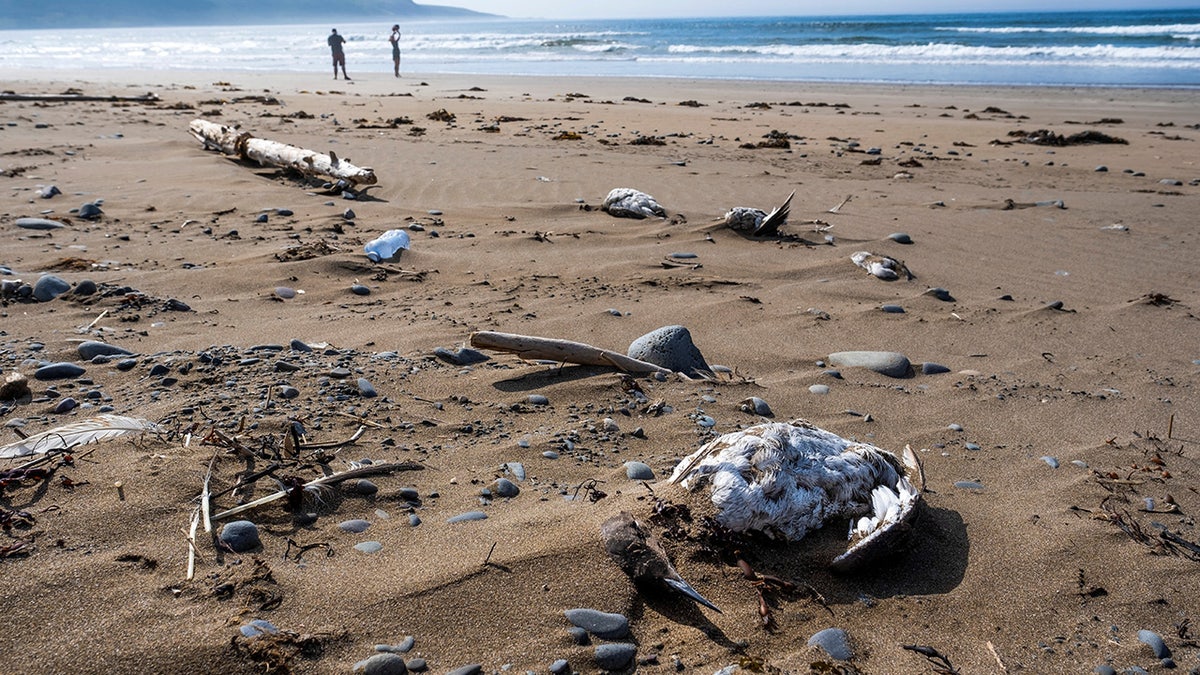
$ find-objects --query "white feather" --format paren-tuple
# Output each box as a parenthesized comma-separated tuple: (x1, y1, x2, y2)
(0, 414, 161, 458)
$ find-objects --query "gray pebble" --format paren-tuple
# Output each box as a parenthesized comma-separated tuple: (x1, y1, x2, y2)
(40, 185, 62, 198)
(428, 209, 443, 216)
(278, 385, 300, 399)
(527, 394, 549, 405)
(1041, 456, 1060, 469)
(405, 658, 426, 672)
(447, 511, 488, 523)
(35, 362, 86, 380)
(624, 461, 655, 480)
(827, 351, 911, 378)
(824, 369, 842, 379)
(627, 325, 711, 377)
(948, 423, 963, 432)
(1137, 629, 1170, 658)
(887, 232, 913, 244)
(338, 519, 372, 533)
(542, 451, 559, 460)
(809, 384, 830, 395)
(965, 442, 981, 451)
(924, 287, 955, 302)
(53, 397, 78, 414)
(954, 480, 985, 490)
(274, 287, 296, 299)
(739, 396, 773, 416)
(807, 628, 853, 660)
(275, 208, 294, 216)
(16, 217, 66, 230)
(408, 514, 421, 527)
(1159, 178, 1183, 186)
(78, 341, 133, 360)
(594, 644, 637, 670)
(352, 653, 407, 675)
(354, 541, 383, 554)
(33, 275, 72, 302)
(290, 339, 313, 352)
(567, 627, 590, 645)
(255, 213, 269, 223)
(220, 520, 261, 552)
(375, 637, 415, 653)
(72, 279, 97, 296)
(357, 378, 378, 398)
(351, 284, 371, 296)
(350, 479, 379, 495)
(1071, 460, 1089, 469)
(505, 462, 526, 481)
(116, 358, 138, 371)
(549, 659, 570, 675)
(922, 362, 951, 375)
(491, 478, 520, 498)
(343, 208, 356, 220)
(1092, 665, 1117, 675)
(77, 202, 103, 220)
(433, 347, 490, 365)
(564, 608, 629, 639)
(881, 304, 905, 313)
(444, 666, 481, 675)
(669, 252, 698, 259)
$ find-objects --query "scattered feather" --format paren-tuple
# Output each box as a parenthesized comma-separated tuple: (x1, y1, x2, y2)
(0, 414, 162, 458)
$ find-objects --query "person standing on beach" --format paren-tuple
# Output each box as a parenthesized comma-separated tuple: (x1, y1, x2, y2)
(389, 24, 402, 77)
(328, 28, 350, 80)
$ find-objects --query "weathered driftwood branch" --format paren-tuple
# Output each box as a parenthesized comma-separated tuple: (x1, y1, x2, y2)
(469, 330, 673, 375)
(188, 119, 377, 187)
(0, 92, 160, 103)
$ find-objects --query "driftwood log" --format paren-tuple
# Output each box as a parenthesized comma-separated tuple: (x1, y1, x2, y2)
(470, 330, 673, 375)
(188, 119, 377, 187)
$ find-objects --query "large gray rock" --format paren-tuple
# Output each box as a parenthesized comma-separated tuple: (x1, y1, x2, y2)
(77, 341, 134, 360)
(32, 275, 71, 302)
(627, 325, 711, 376)
(827, 351, 911, 378)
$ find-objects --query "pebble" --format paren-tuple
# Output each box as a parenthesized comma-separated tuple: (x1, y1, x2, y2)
(887, 232, 913, 244)
(351, 284, 371, 296)
(542, 451, 559, 460)
(338, 519, 372, 533)
(290, 339, 313, 352)
(73, 279, 97, 296)
(255, 213, 269, 223)
(627, 325, 711, 376)
(566, 627, 590, 645)
(444, 666, 481, 675)
(924, 287, 954, 301)
(34, 362, 86, 380)
(594, 644, 637, 670)
(40, 185, 62, 198)
(921, 362, 951, 375)
(954, 480, 985, 491)
(357, 378, 378, 398)
(375, 637, 415, 653)
(32, 275, 71, 302)
(77, 341, 133, 360)
(491, 478, 520, 498)
(1159, 178, 1183, 186)
(53, 397, 78, 414)
(827, 351, 911, 378)
(349, 479, 379, 495)
(823, 369, 843, 379)
(447, 511, 488, 523)
(881, 304, 905, 313)
(343, 208, 356, 220)
(405, 658, 427, 672)
(432, 347, 490, 366)
(505, 462, 526, 481)
(624, 461, 655, 480)
(274, 286, 296, 299)
(527, 394, 549, 406)
(1094, 165, 1108, 172)
(352, 653, 407, 675)
(564, 608, 630, 639)
(77, 202, 103, 220)
(1092, 666, 1117, 675)
(739, 396, 773, 416)
(1041, 456, 1060, 468)
(15, 217, 66, 230)
(948, 423, 963, 432)
(808, 384, 830, 395)
(353, 541, 383, 554)
(807, 628, 853, 660)
(239, 619, 279, 638)
(275, 208, 293, 217)
(220, 520, 261, 552)
(408, 514, 421, 527)
(965, 442, 981, 451)
(1137, 629, 1170, 658)
(278, 385, 300, 399)
(548, 659, 570, 674)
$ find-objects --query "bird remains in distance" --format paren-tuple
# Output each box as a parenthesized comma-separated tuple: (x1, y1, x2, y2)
(722, 190, 794, 236)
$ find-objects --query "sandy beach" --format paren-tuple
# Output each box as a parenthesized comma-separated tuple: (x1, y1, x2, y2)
(2, 69, 1199, 674)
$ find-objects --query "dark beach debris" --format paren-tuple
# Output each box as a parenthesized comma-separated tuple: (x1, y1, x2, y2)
(1009, 128, 1128, 146)
(902, 644, 961, 674)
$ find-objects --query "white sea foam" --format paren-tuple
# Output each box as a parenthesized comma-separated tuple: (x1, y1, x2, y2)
(939, 22, 1200, 37)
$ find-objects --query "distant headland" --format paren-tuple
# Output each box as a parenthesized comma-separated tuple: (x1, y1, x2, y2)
(0, 0, 498, 30)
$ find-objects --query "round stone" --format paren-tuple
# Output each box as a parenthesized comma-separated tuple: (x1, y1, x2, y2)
(77, 341, 133, 360)
(34, 362, 86, 381)
(627, 325, 711, 376)
(491, 478, 520, 498)
(564, 608, 629, 639)
(338, 519, 372, 533)
(32, 275, 72, 302)
(624, 461, 655, 480)
(219, 520, 261, 552)
(447, 511, 487, 523)
(353, 653, 408, 675)
(807, 628, 853, 660)
(594, 643, 637, 670)
(827, 351, 912, 378)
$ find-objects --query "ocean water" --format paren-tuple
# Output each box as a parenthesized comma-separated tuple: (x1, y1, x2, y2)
(2, 9, 1199, 87)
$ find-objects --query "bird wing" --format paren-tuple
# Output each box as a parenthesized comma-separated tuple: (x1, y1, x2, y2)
(752, 190, 794, 236)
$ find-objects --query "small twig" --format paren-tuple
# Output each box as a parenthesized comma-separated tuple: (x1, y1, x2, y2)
(301, 425, 367, 451)
(211, 461, 423, 521)
(987, 640, 1008, 673)
(483, 542, 498, 566)
(902, 644, 960, 674)
(186, 509, 200, 581)
(827, 194, 853, 213)
(1167, 413, 1174, 439)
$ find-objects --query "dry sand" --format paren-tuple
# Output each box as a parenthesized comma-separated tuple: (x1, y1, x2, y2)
(1, 69, 1199, 674)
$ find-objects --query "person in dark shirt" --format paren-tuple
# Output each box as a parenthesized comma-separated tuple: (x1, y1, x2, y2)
(328, 28, 350, 80)
(389, 24, 401, 77)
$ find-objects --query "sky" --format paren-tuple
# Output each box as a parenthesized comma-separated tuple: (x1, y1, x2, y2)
(443, 0, 1200, 20)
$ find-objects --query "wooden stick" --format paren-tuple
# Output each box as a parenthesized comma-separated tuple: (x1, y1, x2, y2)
(201, 452, 217, 533)
(186, 509, 200, 581)
(211, 461, 423, 521)
(188, 119, 377, 187)
(469, 330, 674, 375)
(0, 92, 160, 103)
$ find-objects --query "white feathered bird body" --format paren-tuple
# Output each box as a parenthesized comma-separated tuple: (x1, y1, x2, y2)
(602, 188, 666, 219)
(670, 420, 916, 549)
(723, 191, 793, 236)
